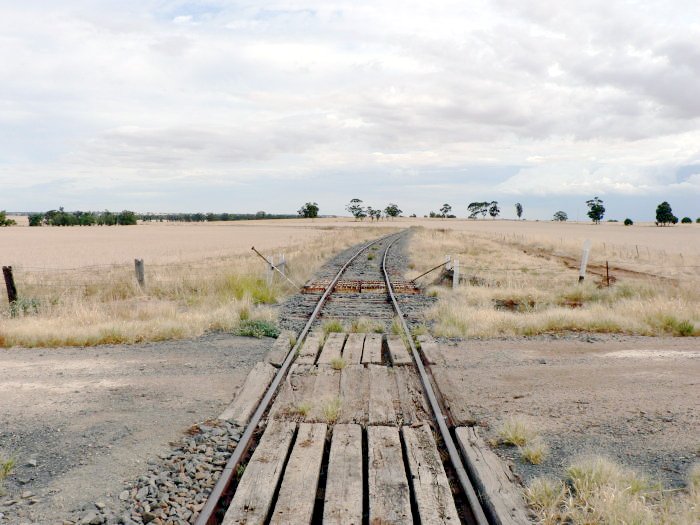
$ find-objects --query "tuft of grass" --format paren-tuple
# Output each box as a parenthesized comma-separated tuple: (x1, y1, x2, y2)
(367, 253, 375, 260)
(521, 439, 548, 465)
(524, 477, 566, 519)
(390, 316, 403, 335)
(225, 275, 277, 304)
(498, 416, 536, 447)
(322, 397, 342, 424)
(0, 456, 15, 494)
(322, 319, 345, 335)
(293, 402, 312, 418)
(235, 319, 280, 338)
(330, 357, 346, 370)
(410, 324, 428, 337)
(525, 457, 700, 525)
(350, 316, 384, 334)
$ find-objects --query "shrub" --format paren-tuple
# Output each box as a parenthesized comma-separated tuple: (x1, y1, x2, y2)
(681, 216, 692, 224)
(624, 218, 633, 226)
(0, 211, 17, 227)
(235, 319, 279, 338)
(696, 218, 700, 223)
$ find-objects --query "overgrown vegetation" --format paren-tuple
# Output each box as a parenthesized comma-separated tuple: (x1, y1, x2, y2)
(409, 227, 700, 338)
(525, 458, 700, 524)
(0, 211, 17, 226)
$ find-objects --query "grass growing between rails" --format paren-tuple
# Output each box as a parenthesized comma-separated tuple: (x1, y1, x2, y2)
(525, 457, 700, 524)
(0, 227, 395, 348)
(407, 227, 700, 338)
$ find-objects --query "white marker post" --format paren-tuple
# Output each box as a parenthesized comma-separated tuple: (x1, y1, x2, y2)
(452, 259, 460, 289)
(579, 240, 592, 283)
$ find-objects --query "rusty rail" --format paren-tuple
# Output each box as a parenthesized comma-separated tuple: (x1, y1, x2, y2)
(382, 234, 490, 525)
(195, 230, 403, 525)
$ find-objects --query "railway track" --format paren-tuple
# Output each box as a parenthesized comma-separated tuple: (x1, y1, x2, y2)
(195, 230, 493, 525)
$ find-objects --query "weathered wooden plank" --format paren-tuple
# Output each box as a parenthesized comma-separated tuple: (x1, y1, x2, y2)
(386, 335, 412, 365)
(367, 426, 413, 524)
(417, 334, 447, 365)
(361, 333, 383, 364)
(368, 365, 397, 426)
(222, 420, 296, 525)
(430, 367, 477, 426)
(402, 424, 460, 524)
(270, 423, 327, 525)
(297, 332, 323, 365)
(311, 365, 341, 423)
(455, 426, 531, 525)
(218, 362, 277, 425)
(268, 364, 316, 421)
(338, 365, 368, 424)
(342, 333, 365, 364)
(393, 366, 429, 425)
(265, 330, 295, 367)
(323, 424, 363, 525)
(317, 332, 346, 365)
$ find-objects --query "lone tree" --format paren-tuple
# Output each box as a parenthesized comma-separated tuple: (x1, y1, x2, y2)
(681, 216, 692, 224)
(488, 201, 500, 219)
(515, 202, 523, 219)
(553, 211, 568, 222)
(346, 198, 366, 220)
(624, 218, 633, 226)
(384, 203, 402, 219)
(586, 196, 605, 223)
(440, 203, 452, 218)
(655, 201, 677, 226)
(297, 202, 319, 218)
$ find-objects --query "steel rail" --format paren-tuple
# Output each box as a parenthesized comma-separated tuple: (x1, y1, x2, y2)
(382, 234, 490, 525)
(195, 230, 403, 525)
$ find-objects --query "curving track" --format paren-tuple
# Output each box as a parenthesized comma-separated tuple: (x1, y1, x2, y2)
(195, 230, 491, 525)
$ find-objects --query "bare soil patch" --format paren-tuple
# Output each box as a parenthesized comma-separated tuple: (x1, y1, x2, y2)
(432, 336, 700, 488)
(0, 334, 268, 523)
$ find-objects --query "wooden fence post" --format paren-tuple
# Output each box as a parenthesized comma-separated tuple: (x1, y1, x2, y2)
(579, 240, 592, 283)
(134, 259, 145, 289)
(3, 265, 18, 305)
(606, 261, 610, 287)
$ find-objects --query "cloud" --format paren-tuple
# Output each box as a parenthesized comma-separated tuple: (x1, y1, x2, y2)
(0, 1, 699, 217)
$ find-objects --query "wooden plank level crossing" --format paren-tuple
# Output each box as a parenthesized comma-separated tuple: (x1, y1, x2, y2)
(316, 332, 346, 364)
(216, 329, 497, 525)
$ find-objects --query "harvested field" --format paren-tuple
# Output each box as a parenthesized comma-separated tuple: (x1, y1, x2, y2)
(0, 223, 397, 347)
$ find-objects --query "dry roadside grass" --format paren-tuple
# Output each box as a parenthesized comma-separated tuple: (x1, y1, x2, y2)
(0, 226, 395, 348)
(407, 227, 700, 337)
(526, 458, 700, 524)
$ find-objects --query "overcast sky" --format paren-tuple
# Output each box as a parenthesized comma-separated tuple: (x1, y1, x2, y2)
(1, 1, 699, 219)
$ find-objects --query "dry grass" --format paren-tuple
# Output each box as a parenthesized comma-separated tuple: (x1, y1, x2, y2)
(322, 398, 342, 424)
(322, 319, 345, 335)
(408, 227, 700, 338)
(1, 226, 395, 348)
(0, 456, 15, 495)
(330, 357, 347, 370)
(525, 457, 700, 524)
(498, 416, 537, 447)
(349, 316, 384, 333)
(521, 439, 549, 465)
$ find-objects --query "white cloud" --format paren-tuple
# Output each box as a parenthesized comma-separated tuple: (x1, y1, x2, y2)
(0, 1, 699, 215)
